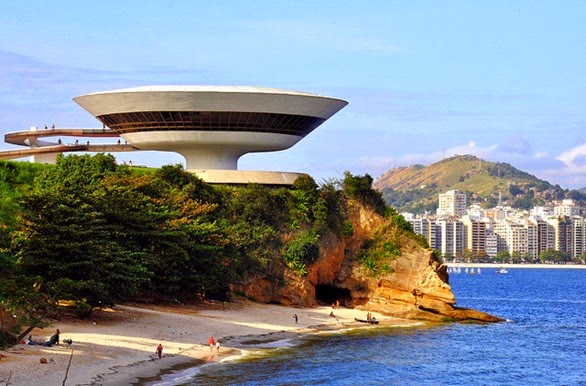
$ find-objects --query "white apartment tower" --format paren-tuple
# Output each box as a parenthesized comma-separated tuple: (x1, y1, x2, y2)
(525, 220, 539, 261)
(492, 220, 528, 255)
(438, 190, 467, 217)
(555, 199, 581, 217)
(437, 219, 464, 258)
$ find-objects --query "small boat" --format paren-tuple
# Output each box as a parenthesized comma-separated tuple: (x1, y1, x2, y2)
(495, 268, 508, 274)
(469, 268, 476, 274)
(355, 317, 379, 325)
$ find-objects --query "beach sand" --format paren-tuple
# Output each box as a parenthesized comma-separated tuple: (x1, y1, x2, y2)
(0, 301, 412, 385)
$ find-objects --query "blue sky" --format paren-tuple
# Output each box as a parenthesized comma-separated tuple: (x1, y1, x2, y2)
(1, 1, 585, 188)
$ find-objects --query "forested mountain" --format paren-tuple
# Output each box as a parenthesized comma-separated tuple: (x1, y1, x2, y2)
(373, 154, 586, 214)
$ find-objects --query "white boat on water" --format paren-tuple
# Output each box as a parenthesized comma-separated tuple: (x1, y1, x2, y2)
(496, 267, 508, 274)
(469, 268, 476, 274)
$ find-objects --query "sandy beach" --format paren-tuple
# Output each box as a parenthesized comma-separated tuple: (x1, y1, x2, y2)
(0, 301, 413, 386)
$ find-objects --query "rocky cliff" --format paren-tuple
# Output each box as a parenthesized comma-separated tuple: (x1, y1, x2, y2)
(238, 202, 502, 323)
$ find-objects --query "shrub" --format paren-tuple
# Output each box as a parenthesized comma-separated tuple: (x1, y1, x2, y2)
(282, 230, 320, 276)
(341, 220, 354, 237)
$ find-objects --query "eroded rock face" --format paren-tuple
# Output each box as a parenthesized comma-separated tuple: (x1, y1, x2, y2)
(239, 203, 502, 323)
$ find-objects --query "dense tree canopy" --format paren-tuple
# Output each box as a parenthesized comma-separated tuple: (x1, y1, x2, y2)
(0, 156, 399, 345)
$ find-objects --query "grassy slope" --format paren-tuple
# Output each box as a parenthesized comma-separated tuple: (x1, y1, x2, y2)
(372, 155, 557, 211)
(375, 155, 544, 196)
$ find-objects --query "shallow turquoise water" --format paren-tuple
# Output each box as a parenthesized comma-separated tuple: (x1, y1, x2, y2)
(155, 269, 586, 385)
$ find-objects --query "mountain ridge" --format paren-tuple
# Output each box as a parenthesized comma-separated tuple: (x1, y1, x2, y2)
(373, 154, 584, 214)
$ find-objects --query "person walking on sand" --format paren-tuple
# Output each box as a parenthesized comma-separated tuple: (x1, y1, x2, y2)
(208, 336, 215, 351)
(293, 314, 298, 324)
(215, 341, 221, 352)
(156, 344, 163, 359)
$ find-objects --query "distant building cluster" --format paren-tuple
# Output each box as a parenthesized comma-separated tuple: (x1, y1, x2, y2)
(403, 190, 585, 261)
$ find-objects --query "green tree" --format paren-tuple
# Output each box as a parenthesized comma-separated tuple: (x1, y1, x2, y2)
(511, 251, 522, 264)
(462, 249, 476, 263)
(282, 230, 320, 275)
(341, 171, 387, 215)
(539, 250, 569, 264)
(13, 189, 149, 316)
(494, 251, 511, 263)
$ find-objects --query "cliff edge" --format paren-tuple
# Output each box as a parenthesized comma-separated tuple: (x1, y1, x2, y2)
(236, 202, 502, 323)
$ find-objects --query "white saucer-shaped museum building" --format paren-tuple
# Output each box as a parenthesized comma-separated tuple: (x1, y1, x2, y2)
(74, 86, 348, 185)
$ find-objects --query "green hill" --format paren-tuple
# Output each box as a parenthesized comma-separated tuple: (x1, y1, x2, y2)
(373, 155, 582, 213)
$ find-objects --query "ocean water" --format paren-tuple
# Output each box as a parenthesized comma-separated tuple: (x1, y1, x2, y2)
(156, 269, 586, 385)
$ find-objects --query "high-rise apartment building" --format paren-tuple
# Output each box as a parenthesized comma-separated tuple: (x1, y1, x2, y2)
(437, 219, 464, 257)
(404, 199, 585, 261)
(462, 216, 487, 258)
(546, 216, 572, 255)
(524, 220, 539, 261)
(437, 190, 467, 217)
(555, 199, 581, 217)
(492, 220, 528, 255)
(571, 217, 585, 259)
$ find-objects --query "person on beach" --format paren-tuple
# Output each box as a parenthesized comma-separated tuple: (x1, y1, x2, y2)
(208, 336, 215, 351)
(215, 341, 221, 352)
(293, 314, 298, 324)
(156, 344, 163, 359)
(36, 329, 60, 347)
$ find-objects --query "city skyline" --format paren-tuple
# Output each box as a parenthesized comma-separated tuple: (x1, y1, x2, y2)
(406, 190, 584, 262)
(1, 2, 586, 187)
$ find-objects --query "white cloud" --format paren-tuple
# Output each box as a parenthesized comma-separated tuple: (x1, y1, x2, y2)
(556, 144, 586, 168)
(533, 151, 549, 159)
(359, 140, 586, 188)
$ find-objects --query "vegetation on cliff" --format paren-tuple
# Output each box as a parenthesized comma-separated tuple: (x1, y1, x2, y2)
(2, 155, 445, 346)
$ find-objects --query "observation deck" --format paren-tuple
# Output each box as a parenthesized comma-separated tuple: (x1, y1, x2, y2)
(1, 86, 348, 185)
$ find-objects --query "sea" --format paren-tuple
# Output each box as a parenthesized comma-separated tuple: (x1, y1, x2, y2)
(149, 269, 586, 385)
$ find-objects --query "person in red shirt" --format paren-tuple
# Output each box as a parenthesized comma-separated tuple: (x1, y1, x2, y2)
(208, 336, 215, 351)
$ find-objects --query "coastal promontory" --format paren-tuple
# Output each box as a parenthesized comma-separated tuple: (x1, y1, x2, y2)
(237, 198, 502, 323)
(0, 157, 500, 355)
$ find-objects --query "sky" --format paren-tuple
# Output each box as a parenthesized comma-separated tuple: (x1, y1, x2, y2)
(1, 1, 585, 188)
